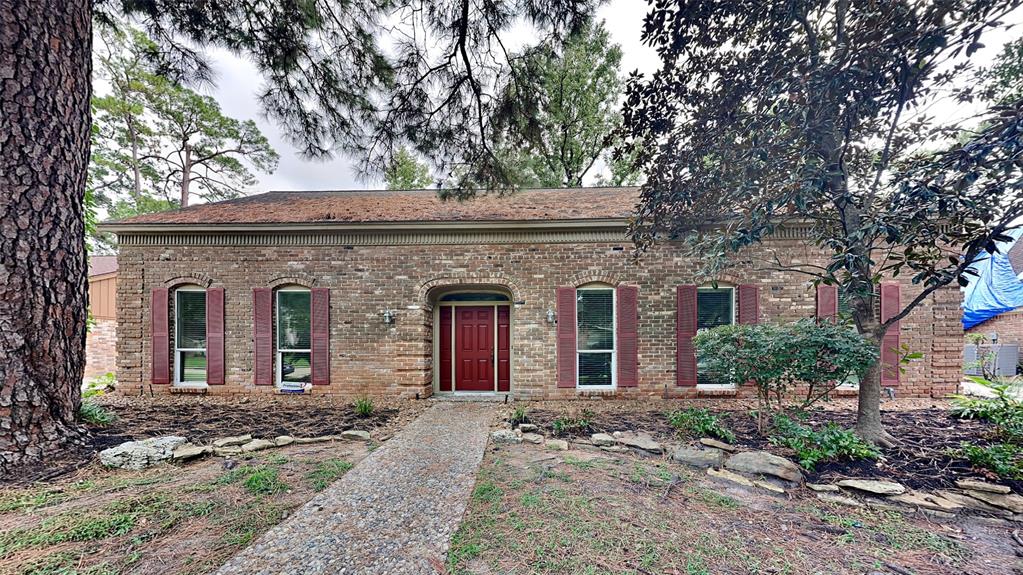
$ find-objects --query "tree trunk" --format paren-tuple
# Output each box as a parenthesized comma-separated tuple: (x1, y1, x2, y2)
(180, 143, 191, 207)
(0, 0, 92, 471)
(853, 313, 897, 447)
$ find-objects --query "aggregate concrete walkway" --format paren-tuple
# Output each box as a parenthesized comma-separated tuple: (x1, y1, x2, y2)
(215, 402, 494, 575)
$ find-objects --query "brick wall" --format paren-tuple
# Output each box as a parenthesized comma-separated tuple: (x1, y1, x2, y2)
(85, 318, 117, 380)
(966, 309, 1023, 346)
(114, 234, 962, 400)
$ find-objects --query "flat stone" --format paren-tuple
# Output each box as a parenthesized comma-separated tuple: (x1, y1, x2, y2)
(521, 433, 544, 445)
(807, 483, 839, 492)
(673, 447, 726, 469)
(963, 490, 1023, 513)
(599, 445, 629, 453)
(707, 467, 755, 487)
(816, 492, 865, 508)
(936, 490, 1014, 516)
(617, 432, 663, 454)
(213, 446, 243, 457)
(888, 491, 963, 512)
(956, 479, 1011, 494)
(724, 451, 803, 483)
(294, 436, 333, 444)
(213, 434, 252, 448)
(273, 436, 295, 447)
(340, 430, 371, 441)
(518, 424, 538, 433)
(753, 480, 786, 494)
(546, 439, 569, 451)
(699, 438, 737, 452)
(99, 436, 188, 470)
(172, 443, 211, 461)
(591, 433, 615, 447)
(836, 479, 906, 496)
(241, 439, 275, 453)
(491, 429, 521, 444)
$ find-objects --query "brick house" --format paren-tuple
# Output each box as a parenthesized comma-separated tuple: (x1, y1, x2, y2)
(85, 255, 118, 380)
(99, 187, 962, 400)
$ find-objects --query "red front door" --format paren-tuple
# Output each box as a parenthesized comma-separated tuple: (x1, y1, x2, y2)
(455, 306, 494, 392)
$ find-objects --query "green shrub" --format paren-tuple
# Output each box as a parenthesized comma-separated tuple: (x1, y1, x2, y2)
(957, 442, 1023, 479)
(552, 409, 594, 436)
(79, 401, 114, 426)
(667, 408, 735, 443)
(694, 319, 876, 429)
(509, 405, 529, 425)
(769, 415, 880, 470)
(353, 397, 374, 417)
(951, 376, 1022, 421)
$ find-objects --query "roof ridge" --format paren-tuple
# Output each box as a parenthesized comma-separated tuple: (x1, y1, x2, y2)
(265, 186, 639, 194)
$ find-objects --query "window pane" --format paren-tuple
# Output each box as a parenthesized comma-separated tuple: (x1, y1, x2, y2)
(577, 290, 614, 351)
(176, 291, 206, 349)
(278, 291, 311, 350)
(697, 289, 733, 330)
(578, 353, 612, 386)
(178, 351, 206, 383)
(280, 351, 311, 385)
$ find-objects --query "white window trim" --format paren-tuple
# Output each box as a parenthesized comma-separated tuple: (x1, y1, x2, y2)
(696, 285, 736, 389)
(174, 287, 207, 387)
(276, 287, 312, 388)
(576, 285, 616, 390)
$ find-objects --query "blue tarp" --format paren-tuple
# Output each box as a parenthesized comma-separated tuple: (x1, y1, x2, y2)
(962, 228, 1023, 330)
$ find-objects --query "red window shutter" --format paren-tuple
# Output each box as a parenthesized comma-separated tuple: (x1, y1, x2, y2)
(497, 306, 511, 392)
(880, 282, 901, 386)
(253, 288, 273, 386)
(676, 285, 698, 386)
(151, 288, 170, 384)
(556, 287, 577, 388)
(439, 306, 453, 392)
(616, 285, 639, 388)
(310, 288, 330, 385)
(206, 287, 225, 385)
(816, 285, 838, 324)
(737, 284, 760, 324)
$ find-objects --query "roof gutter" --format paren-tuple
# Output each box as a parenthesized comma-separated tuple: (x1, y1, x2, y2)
(98, 218, 632, 235)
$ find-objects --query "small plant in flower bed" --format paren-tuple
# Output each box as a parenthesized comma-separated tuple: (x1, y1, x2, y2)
(951, 376, 1023, 477)
(956, 442, 1023, 479)
(552, 409, 594, 436)
(509, 405, 529, 425)
(353, 396, 374, 417)
(667, 407, 735, 443)
(769, 414, 880, 471)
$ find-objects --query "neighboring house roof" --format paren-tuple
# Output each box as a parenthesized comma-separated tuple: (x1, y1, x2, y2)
(102, 187, 641, 227)
(88, 255, 118, 277)
(963, 228, 1023, 329)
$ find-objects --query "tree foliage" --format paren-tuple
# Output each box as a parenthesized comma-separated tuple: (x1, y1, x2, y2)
(384, 148, 434, 189)
(491, 20, 633, 187)
(622, 0, 1023, 443)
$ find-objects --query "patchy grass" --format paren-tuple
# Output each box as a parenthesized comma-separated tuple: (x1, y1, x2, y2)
(0, 442, 376, 575)
(305, 459, 353, 492)
(448, 443, 994, 575)
(78, 401, 115, 426)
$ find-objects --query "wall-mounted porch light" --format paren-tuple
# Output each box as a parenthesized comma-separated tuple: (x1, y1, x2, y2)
(381, 309, 397, 325)
(546, 308, 556, 324)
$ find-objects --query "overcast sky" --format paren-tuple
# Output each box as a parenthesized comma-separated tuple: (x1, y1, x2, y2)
(196, 2, 1018, 194)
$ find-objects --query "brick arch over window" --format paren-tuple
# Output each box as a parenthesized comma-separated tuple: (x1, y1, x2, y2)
(267, 274, 317, 289)
(418, 275, 520, 307)
(163, 273, 214, 289)
(567, 271, 624, 287)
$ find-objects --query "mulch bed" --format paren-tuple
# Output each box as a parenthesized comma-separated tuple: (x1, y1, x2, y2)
(524, 406, 1019, 492)
(1, 395, 420, 486)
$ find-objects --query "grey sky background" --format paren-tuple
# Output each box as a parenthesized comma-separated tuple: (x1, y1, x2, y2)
(195, 3, 1019, 194)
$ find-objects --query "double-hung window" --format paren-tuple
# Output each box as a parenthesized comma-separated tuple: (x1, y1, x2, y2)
(696, 286, 734, 386)
(576, 286, 615, 388)
(276, 288, 312, 388)
(175, 288, 207, 385)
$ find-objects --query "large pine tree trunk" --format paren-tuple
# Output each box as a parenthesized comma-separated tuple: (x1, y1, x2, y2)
(0, 0, 92, 471)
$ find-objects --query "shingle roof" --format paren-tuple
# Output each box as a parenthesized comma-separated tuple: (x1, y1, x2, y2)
(89, 255, 118, 277)
(105, 187, 640, 226)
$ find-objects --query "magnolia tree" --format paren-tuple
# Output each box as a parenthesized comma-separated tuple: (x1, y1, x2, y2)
(620, 1, 1023, 445)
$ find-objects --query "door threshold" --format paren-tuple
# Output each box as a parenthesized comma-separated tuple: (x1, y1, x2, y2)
(432, 392, 511, 402)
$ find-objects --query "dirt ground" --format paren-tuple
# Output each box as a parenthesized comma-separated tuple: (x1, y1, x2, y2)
(0, 396, 427, 575)
(450, 440, 1023, 575)
(518, 398, 1017, 492)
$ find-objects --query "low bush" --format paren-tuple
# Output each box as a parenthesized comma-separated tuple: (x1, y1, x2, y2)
(957, 442, 1023, 479)
(79, 401, 114, 426)
(769, 415, 880, 470)
(950, 376, 1022, 423)
(666, 408, 735, 443)
(509, 405, 529, 425)
(353, 397, 374, 417)
(552, 409, 594, 436)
